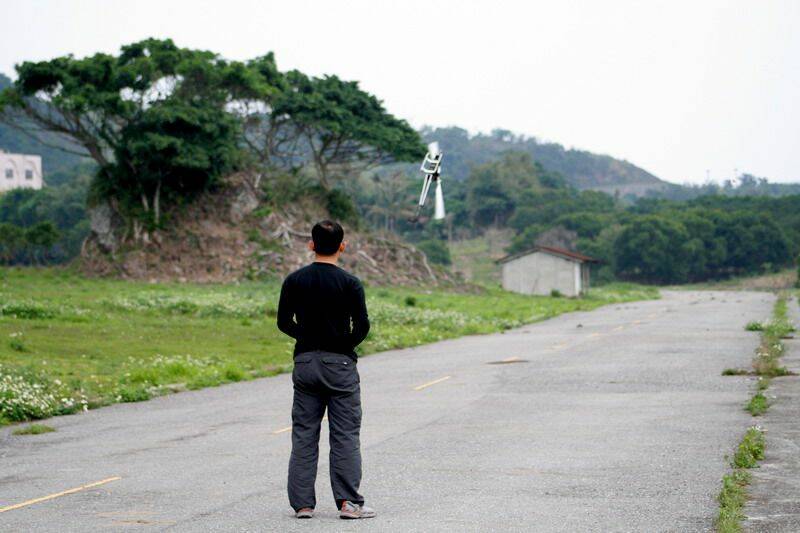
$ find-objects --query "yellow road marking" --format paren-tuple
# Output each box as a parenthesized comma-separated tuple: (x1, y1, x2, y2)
(273, 416, 328, 435)
(612, 326, 624, 332)
(413, 375, 451, 391)
(0, 476, 121, 514)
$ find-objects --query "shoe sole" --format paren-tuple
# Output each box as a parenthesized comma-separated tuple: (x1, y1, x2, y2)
(340, 513, 376, 519)
(295, 512, 314, 519)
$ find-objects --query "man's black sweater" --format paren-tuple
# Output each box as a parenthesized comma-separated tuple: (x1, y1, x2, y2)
(277, 262, 370, 359)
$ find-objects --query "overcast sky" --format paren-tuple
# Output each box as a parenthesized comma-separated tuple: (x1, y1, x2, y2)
(2, 0, 798, 184)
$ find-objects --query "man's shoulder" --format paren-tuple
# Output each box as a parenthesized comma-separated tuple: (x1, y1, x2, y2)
(285, 263, 361, 283)
(336, 266, 363, 287)
(284, 264, 312, 283)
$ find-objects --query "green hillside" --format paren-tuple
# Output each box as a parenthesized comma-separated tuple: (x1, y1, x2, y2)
(421, 126, 666, 192)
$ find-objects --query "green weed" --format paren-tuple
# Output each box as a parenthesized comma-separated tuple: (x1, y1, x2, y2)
(744, 393, 768, 416)
(117, 385, 151, 403)
(732, 427, 765, 469)
(716, 427, 766, 532)
(716, 469, 751, 533)
(722, 368, 749, 376)
(13, 423, 55, 435)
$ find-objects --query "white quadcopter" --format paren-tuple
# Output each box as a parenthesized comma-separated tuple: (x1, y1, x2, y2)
(413, 141, 445, 222)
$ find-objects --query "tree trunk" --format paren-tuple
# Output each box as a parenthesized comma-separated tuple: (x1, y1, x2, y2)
(153, 181, 162, 226)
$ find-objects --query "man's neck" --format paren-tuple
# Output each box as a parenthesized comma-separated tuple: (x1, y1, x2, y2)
(314, 254, 339, 266)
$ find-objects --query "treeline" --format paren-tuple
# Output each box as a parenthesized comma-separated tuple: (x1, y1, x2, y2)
(350, 150, 799, 284)
(0, 164, 91, 264)
(440, 153, 798, 284)
(645, 173, 800, 202)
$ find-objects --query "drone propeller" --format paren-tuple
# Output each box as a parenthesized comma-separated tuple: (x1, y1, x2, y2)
(412, 142, 445, 222)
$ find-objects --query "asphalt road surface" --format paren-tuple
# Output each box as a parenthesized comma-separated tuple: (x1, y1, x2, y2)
(0, 290, 773, 532)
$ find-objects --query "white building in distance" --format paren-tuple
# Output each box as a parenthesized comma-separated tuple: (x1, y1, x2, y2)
(0, 150, 43, 192)
(498, 245, 598, 297)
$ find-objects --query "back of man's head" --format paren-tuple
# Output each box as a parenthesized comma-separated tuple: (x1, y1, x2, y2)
(311, 220, 344, 256)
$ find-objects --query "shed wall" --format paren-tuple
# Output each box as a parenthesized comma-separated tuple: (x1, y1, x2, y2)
(501, 251, 580, 296)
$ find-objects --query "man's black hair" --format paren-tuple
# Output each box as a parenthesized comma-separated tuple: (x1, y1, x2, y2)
(312, 220, 344, 256)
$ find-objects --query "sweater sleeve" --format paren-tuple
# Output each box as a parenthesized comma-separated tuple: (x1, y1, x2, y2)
(277, 277, 301, 339)
(348, 279, 370, 349)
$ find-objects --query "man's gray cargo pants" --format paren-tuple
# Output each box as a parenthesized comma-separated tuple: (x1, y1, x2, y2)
(288, 351, 364, 511)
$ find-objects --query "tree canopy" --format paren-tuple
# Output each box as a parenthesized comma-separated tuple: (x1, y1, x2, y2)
(0, 39, 424, 229)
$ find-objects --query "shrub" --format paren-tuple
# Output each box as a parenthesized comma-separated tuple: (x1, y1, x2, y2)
(325, 188, 359, 225)
(416, 239, 452, 266)
(223, 364, 246, 382)
(0, 366, 81, 422)
(0, 302, 56, 319)
(117, 385, 151, 403)
(9, 339, 26, 352)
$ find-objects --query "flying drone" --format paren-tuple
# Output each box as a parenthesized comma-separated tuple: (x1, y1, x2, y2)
(412, 141, 445, 222)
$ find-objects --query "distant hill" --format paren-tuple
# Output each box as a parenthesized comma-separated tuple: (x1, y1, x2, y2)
(421, 126, 668, 196)
(0, 73, 90, 178)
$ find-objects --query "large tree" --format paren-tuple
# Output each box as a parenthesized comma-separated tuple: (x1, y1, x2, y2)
(241, 70, 424, 188)
(0, 39, 263, 228)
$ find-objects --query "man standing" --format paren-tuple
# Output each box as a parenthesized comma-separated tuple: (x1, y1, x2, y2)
(277, 220, 375, 520)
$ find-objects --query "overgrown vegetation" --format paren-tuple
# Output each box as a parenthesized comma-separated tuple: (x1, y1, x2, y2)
(751, 295, 794, 379)
(716, 294, 796, 531)
(716, 426, 766, 533)
(0, 267, 658, 425)
(717, 469, 751, 533)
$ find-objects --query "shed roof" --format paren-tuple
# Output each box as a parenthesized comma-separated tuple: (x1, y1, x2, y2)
(496, 245, 599, 265)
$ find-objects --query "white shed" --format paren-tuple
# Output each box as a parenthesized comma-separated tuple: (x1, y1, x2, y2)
(498, 245, 598, 297)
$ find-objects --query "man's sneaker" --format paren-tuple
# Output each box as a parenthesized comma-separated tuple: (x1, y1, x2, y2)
(295, 508, 314, 519)
(340, 501, 376, 519)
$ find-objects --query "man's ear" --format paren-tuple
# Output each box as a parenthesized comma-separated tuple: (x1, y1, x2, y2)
(339, 241, 347, 253)
(307, 240, 315, 252)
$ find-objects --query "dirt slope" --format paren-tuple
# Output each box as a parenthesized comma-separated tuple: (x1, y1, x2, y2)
(80, 174, 459, 286)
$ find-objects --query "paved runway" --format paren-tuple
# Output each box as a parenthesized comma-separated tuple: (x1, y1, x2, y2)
(0, 290, 773, 532)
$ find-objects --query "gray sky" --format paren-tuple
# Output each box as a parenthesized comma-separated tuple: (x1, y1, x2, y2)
(2, 0, 799, 184)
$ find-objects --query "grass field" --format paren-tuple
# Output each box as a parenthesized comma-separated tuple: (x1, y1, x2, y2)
(0, 267, 658, 425)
